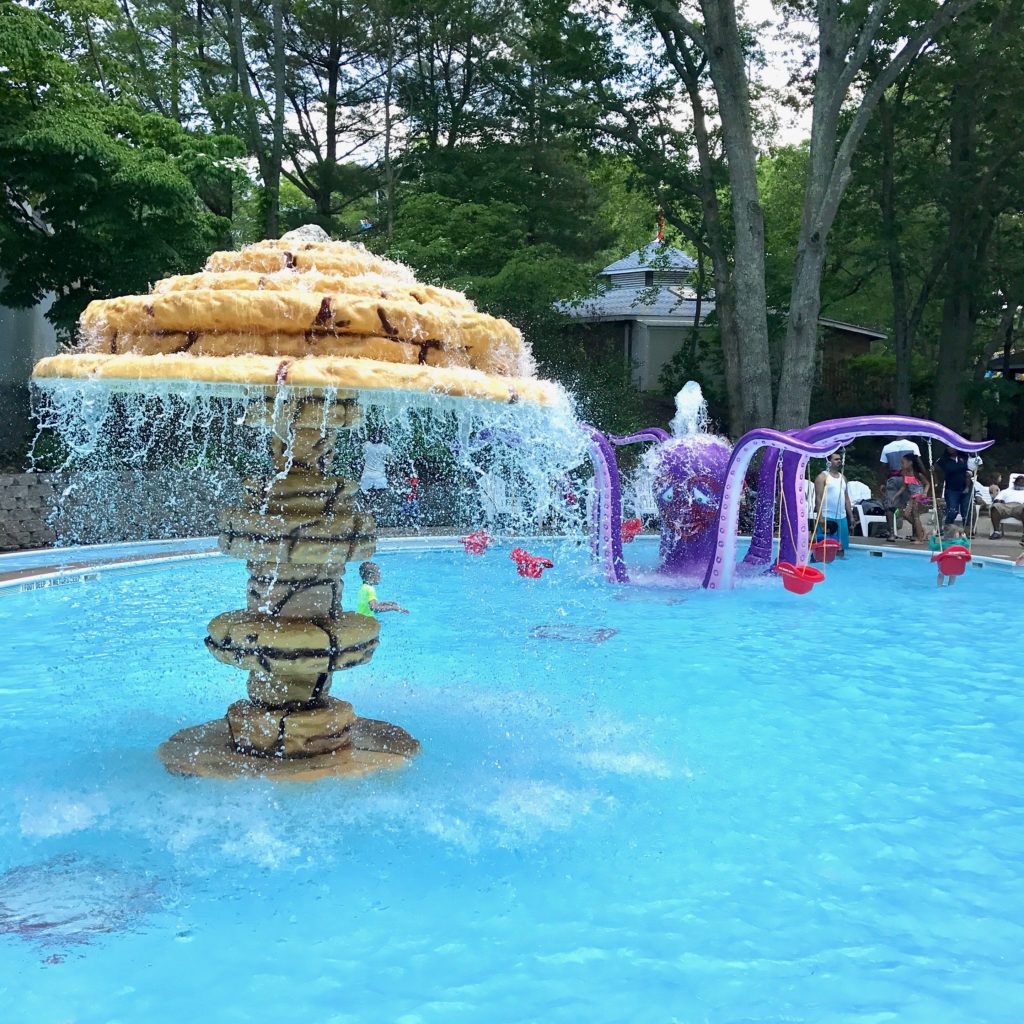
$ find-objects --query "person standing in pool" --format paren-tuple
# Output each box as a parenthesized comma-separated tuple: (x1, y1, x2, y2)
(813, 452, 855, 554)
(360, 429, 393, 516)
(355, 561, 408, 618)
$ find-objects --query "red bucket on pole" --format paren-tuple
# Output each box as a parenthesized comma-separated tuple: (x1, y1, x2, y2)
(775, 561, 825, 595)
(810, 539, 842, 563)
(931, 544, 971, 577)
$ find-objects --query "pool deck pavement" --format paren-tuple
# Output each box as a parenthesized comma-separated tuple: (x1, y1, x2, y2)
(2, 526, 1020, 590)
(851, 530, 1023, 560)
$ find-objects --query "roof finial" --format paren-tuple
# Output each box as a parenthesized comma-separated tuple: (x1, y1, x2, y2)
(656, 207, 665, 243)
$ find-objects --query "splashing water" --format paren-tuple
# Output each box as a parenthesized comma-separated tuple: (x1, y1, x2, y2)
(31, 378, 590, 544)
(641, 381, 733, 578)
(668, 380, 709, 438)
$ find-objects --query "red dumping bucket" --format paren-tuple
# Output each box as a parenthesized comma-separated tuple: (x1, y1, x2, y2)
(931, 544, 971, 577)
(775, 561, 825, 595)
(810, 539, 842, 563)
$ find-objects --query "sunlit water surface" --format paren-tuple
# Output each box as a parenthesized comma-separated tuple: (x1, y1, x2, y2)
(1, 542, 1022, 1023)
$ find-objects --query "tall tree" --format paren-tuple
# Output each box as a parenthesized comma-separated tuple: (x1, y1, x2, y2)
(929, 5, 1024, 428)
(634, 0, 984, 429)
(229, 0, 286, 236)
(0, 4, 235, 335)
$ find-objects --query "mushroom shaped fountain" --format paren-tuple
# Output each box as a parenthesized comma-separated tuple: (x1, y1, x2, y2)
(32, 226, 572, 781)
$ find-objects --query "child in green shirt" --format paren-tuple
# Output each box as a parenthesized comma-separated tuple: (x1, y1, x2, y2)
(355, 561, 408, 618)
(928, 524, 967, 552)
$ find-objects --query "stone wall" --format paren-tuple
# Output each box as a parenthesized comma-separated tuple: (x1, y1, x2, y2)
(0, 473, 57, 550)
(0, 468, 244, 550)
(0, 469, 583, 550)
(51, 468, 243, 546)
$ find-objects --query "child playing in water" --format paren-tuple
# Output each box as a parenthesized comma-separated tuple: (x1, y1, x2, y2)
(930, 524, 967, 587)
(355, 561, 409, 617)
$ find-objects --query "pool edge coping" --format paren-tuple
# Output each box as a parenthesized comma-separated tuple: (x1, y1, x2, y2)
(1, 534, 1019, 594)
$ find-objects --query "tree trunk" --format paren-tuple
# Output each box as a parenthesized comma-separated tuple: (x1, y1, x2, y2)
(980, 287, 1021, 379)
(668, 28, 743, 432)
(381, 24, 397, 239)
(699, 0, 772, 432)
(265, 0, 285, 239)
(775, 241, 828, 428)
(230, 0, 278, 236)
(773, 7, 844, 429)
(931, 82, 978, 430)
(321, 48, 341, 220)
(715, 282, 743, 434)
(877, 94, 912, 413)
(170, 18, 180, 122)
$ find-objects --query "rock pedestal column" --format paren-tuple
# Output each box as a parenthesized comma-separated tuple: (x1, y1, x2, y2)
(158, 392, 419, 780)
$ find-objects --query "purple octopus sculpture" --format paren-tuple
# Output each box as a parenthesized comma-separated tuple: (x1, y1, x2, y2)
(583, 382, 991, 589)
(651, 434, 732, 579)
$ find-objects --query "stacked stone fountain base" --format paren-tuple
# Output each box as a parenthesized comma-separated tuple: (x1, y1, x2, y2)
(158, 392, 419, 781)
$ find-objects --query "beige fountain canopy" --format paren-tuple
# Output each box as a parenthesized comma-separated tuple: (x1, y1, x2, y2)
(33, 224, 562, 407)
(32, 226, 573, 781)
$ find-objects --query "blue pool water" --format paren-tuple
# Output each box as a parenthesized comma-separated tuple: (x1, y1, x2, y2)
(1, 542, 1022, 1023)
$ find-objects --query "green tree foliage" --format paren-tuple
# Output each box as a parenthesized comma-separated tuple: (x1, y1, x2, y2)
(386, 144, 648, 432)
(15, 0, 1022, 442)
(0, 4, 238, 337)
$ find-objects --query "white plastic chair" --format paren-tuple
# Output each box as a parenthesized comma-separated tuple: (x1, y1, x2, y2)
(477, 471, 511, 522)
(847, 480, 887, 537)
(625, 471, 658, 520)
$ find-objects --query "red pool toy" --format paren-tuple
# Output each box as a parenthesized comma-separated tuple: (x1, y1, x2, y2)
(810, 538, 842, 563)
(511, 547, 554, 578)
(621, 517, 643, 543)
(460, 529, 493, 555)
(931, 544, 971, 577)
(775, 561, 825, 595)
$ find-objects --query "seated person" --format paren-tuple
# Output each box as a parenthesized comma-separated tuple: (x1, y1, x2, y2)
(989, 474, 1024, 541)
(355, 561, 408, 618)
(879, 438, 920, 539)
(891, 453, 930, 543)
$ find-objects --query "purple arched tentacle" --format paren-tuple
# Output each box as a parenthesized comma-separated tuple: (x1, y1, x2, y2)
(588, 469, 601, 560)
(702, 430, 860, 590)
(779, 418, 991, 566)
(582, 425, 628, 583)
(581, 425, 671, 582)
(791, 416, 991, 452)
(719, 417, 991, 588)
(779, 448, 828, 566)
(743, 447, 780, 566)
(610, 429, 671, 445)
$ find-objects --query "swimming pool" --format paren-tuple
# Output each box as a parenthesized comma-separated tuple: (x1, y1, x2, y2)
(1, 542, 1022, 1022)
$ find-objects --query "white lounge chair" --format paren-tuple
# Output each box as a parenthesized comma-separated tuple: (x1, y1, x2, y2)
(847, 480, 887, 538)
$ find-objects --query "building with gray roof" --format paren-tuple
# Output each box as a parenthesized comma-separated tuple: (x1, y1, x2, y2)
(556, 241, 714, 391)
(558, 240, 888, 399)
